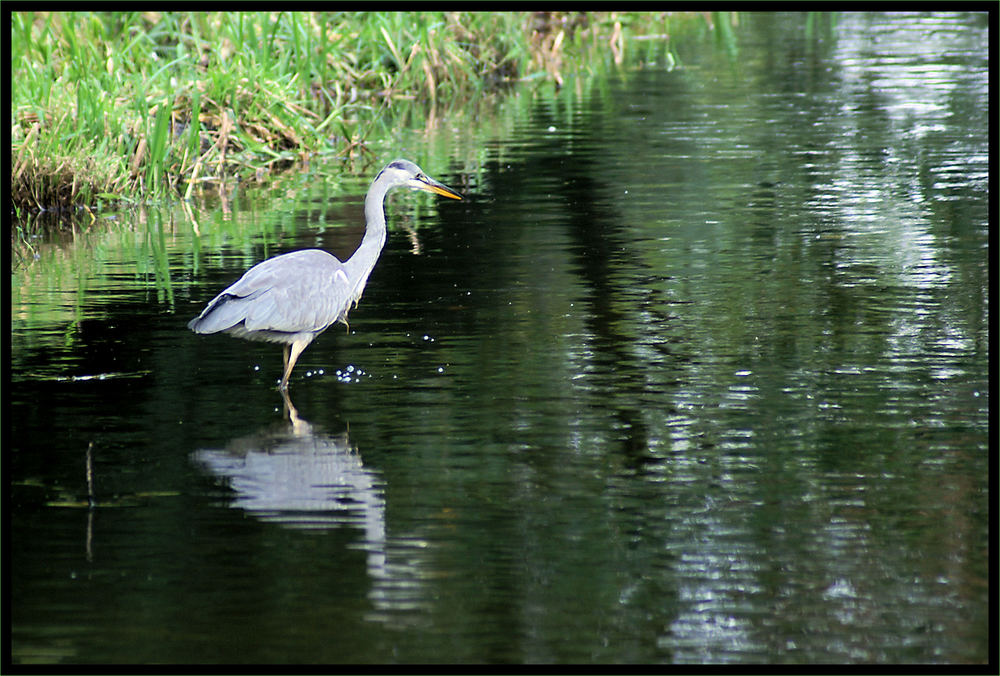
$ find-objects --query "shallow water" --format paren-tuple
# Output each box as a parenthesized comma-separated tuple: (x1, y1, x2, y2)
(10, 12, 988, 664)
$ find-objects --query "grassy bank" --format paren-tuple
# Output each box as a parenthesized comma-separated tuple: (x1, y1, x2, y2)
(10, 11, 726, 216)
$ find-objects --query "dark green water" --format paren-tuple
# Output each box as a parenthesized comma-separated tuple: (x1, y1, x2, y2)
(10, 13, 989, 664)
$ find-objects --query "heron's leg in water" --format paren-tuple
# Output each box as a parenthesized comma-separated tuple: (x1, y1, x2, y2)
(279, 338, 310, 390)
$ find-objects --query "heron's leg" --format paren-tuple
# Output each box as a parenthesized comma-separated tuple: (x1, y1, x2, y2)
(279, 388, 310, 434)
(279, 338, 309, 391)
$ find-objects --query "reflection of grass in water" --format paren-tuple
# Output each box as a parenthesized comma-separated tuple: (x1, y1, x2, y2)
(10, 172, 338, 343)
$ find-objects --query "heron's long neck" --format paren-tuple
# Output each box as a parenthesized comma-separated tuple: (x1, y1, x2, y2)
(343, 180, 390, 296)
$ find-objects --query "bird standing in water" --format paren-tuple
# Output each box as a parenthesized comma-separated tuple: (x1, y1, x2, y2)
(188, 159, 463, 390)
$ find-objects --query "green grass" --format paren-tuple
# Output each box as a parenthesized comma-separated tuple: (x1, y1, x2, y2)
(10, 11, 728, 215)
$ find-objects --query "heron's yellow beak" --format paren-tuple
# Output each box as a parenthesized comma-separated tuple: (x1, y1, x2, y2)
(421, 178, 463, 200)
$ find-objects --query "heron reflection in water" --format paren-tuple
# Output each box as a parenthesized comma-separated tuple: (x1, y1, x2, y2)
(188, 160, 463, 389)
(192, 389, 385, 544)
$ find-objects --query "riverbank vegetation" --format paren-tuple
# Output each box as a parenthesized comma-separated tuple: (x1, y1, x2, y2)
(11, 11, 731, 220)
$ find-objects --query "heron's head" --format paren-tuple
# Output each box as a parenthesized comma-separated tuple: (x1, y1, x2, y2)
(378, 159, 463, 200)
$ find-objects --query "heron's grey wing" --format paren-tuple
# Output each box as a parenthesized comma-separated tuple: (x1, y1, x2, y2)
(240, 251, 353, 332)
(189, 249, 353, 335)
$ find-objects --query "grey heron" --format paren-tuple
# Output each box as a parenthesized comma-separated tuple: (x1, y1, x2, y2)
(188, 159, 463, 390)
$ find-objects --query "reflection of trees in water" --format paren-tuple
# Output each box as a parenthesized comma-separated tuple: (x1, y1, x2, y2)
(192, 391, 431, 626)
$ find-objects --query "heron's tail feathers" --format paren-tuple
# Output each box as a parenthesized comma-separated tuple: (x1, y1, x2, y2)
(188, 292, 260, 334)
